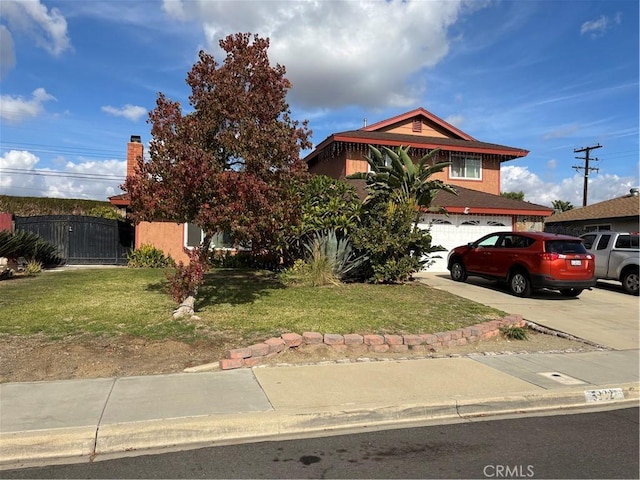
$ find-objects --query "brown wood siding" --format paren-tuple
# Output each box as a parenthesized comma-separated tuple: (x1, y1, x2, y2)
(383, 121, 448, 138)
(308, 151, 347, 178)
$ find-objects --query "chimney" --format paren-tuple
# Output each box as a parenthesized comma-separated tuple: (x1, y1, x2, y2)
(127, 135, 143, 179)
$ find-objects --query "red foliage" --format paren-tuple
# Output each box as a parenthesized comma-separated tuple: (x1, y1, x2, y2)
(165, 248, 208, 304)
(123, 33, 312, 252)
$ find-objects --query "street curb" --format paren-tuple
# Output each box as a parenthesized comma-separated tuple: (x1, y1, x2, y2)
(3, 383, 637, 467)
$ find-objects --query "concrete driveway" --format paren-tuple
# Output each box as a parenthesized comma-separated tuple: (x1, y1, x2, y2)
(416, 272, 639, 350)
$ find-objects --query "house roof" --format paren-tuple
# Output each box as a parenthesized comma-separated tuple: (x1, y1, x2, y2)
(108, 193, 130, 207)
(545, 191, 640, 224)
(362, 107, 477, 141)
(346, 180, 553, 217)
(305, 107, 529, 166)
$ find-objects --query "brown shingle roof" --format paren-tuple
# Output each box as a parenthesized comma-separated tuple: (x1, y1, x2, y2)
(545, 193, 640, 223)
(345, 180, 552, 216)
(432, 186, 551, 212)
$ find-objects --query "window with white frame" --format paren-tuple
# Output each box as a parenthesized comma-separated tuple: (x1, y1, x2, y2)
(184, 223, 236, 249)
(367, 151, 392, 172)
(450, 154, 482, 180)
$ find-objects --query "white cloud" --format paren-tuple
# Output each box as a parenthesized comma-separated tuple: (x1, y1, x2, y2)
(580, 14, 620, 38)
(101, 104, 147, 121)
(0, 88, 56, 123)
(0, 0, 71, 57)
(0, 25, 16, 78)
(0, 150, 44, 195)
(501, 165, 636, 207)
(161, 0, 478, 109)
(0, 150, 126, 200)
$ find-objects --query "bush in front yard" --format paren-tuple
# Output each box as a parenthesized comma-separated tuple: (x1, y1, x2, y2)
(0, 230, 61, 267)
(127, 244, 175, 268)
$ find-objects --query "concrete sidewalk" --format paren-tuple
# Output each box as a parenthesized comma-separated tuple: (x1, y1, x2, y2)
(2, 349, 638, 468)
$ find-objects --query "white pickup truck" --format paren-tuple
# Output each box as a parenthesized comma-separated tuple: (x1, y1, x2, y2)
(580, 231, 639, 295)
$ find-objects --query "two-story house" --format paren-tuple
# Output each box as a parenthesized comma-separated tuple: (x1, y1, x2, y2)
(111, 108, 552, 270)
(304, 108, 553, 271)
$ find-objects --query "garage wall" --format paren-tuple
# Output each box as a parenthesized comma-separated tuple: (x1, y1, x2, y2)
(418, 214, 513, 272)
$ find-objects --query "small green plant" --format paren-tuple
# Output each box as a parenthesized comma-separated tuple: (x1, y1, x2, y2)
(127, 244, 175, 268)
(23, 260, 43, 276)
(500, 325, 529, 340)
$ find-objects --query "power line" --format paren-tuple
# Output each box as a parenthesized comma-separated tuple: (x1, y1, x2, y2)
(0, 167, 125, 181)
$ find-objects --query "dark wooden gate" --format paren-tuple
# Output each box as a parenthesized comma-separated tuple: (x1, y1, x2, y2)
(14, 215, 134, 265)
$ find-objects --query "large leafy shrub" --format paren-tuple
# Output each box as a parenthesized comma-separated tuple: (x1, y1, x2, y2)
(0, 230, 61, 266)
(346, 145, 456, 283)
(284, 175, 361, 266)
(351, 200, 444, 283)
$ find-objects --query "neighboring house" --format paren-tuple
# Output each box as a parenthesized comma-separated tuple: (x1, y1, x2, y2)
(304, 107, 553, 271)
(544, 189, 640, 235)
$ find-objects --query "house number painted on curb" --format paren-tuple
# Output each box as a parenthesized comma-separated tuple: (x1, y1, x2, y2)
(584, 388, 625, 403)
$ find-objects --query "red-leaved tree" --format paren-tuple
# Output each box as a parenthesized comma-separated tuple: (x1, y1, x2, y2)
(124, 33, 312, 256)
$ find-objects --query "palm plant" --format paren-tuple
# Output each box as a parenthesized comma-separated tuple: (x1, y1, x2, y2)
(347, 145, 457, 220)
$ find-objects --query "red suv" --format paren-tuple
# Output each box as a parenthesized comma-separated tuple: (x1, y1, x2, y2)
(447, 231, 596, 297)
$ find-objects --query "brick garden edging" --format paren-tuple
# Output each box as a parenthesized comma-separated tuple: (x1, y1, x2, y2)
(219, 314, 526, 370)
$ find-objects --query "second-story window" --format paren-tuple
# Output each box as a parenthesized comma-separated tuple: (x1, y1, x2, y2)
(450, 154, 482, 180)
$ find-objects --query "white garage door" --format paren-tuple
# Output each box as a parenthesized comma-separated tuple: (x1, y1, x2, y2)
(417, 214, 512, 273)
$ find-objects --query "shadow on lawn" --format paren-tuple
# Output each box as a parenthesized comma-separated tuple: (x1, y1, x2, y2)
(146, 268, 286, 308)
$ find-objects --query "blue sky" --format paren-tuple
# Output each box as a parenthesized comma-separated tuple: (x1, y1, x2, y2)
(0, 0, 638, 207)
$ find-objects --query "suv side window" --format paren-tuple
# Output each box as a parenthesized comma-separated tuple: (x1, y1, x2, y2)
(501, 235, 534, 248)
(476, 234, 500, 248)
(596, 235, 611, 250)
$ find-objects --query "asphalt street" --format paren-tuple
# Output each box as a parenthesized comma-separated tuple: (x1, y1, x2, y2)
(3, 407, 638, 479)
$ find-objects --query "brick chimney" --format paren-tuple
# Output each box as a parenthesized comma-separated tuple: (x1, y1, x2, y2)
(127, 135, 143, 179)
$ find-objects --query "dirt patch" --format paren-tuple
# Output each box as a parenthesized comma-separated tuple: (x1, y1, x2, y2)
(0, 328, 604, 383)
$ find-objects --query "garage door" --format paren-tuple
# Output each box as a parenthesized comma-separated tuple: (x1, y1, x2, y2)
(417, 214, 511, 273)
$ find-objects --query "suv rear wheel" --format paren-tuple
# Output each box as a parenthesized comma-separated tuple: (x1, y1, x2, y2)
(450, 260, 467, 282)
(508, 270, 531, 297)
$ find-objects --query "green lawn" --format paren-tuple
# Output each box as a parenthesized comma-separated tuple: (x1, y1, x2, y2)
(0, 268, 506, 343)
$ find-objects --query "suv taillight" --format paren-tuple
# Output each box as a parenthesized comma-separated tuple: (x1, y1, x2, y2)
(539, 252, 559, 261)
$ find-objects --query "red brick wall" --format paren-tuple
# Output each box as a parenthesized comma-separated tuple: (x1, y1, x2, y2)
(127, 137, 144, 179)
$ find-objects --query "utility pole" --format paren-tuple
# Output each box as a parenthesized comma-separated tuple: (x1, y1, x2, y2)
(573, 144, 601, 207)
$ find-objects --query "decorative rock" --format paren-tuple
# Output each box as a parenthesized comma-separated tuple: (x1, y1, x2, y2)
(220, 358, 243, 370)
(363, 334, 384, 345)
(324, 333, 344, 345)
(389, 344, 409, 353)
(402, 334, 422, 346)
(282, 333, 303, 348)
(384, 334, 403, 345)
(172, 296, 195, 319)
(303, 332, 323, 344)
(264, 337, 286, 353)
(369, 344, 390, 353)
(226, 347, 252, 359)
(249, 343, 270, 357)
(343, 334, 364, 345)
